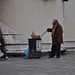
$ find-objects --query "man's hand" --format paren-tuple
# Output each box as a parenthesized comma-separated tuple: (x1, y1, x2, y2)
(47, 28, 52, 32)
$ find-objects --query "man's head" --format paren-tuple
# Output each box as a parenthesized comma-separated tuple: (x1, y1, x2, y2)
(52, 19, 59, 26)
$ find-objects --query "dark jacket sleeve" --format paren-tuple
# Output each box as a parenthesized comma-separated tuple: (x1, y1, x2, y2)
(47, 28, 52, 32)
(0, 29, 5, 46)
(0, 29, 2, 43)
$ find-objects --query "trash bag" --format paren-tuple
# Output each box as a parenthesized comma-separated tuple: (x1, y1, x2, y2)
(24, 48, 29, 59)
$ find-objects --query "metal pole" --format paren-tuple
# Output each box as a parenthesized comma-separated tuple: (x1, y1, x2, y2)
(40, 30, 47, 37)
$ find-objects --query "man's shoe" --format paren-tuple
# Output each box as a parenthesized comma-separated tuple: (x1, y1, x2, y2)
(1, 56, 6, 58)
(0, 56, 8, 61)
(56, 56, 60, 58)
(49, 56, 54, 58)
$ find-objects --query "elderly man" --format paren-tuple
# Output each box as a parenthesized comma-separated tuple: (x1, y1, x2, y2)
(0, 29, 7, 59)
(47, 19, 63, 58)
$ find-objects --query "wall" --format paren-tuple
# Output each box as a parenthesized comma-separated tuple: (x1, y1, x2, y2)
(64, 0, 75, 41)
(1, 0, 15, 27)
(0, 0, 1, 21)
(1, 0, 64, 43)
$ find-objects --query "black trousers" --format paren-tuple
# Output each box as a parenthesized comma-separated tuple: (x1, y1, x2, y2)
(50, 44, 61, 57)
(0, 38, 7, 58)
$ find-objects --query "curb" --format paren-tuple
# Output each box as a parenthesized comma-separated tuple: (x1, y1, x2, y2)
(7, 49, 66, 58)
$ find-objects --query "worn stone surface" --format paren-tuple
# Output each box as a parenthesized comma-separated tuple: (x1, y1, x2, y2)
(0, 22, 28, 53)
(0, 51, 75, 75)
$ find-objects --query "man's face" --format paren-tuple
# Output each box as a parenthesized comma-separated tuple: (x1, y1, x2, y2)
(52, 21, 56, 26)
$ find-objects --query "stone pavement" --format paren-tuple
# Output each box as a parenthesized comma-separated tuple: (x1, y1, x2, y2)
(0, 51, 75, 75)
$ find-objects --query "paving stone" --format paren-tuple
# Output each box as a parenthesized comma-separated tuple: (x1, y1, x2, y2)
(0, 52, 75, 75)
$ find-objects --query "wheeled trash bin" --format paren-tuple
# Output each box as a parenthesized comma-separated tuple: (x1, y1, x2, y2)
(29, 38, 41, 58)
